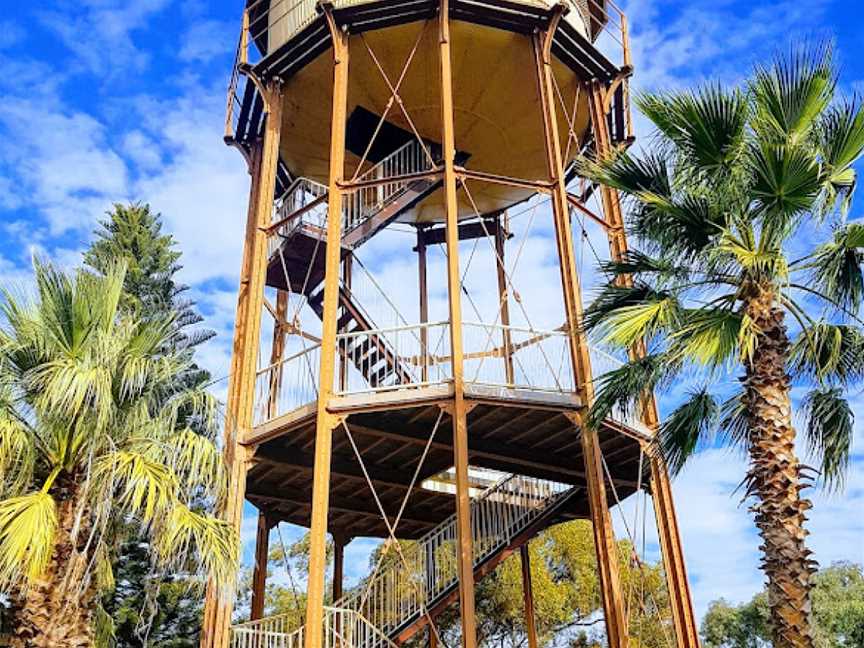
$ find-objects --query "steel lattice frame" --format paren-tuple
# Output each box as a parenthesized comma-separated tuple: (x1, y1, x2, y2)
(200, 2, 700, 648)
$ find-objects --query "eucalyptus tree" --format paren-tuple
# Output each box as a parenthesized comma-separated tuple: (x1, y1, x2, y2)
(579, 47, 864, 648)
(0, 261, 236, 647)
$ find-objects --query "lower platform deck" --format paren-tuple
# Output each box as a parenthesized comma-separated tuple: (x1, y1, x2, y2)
(244, 386, 650, 540)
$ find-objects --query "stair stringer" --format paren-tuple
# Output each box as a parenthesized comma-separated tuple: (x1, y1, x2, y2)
(391, 485, 582, 645)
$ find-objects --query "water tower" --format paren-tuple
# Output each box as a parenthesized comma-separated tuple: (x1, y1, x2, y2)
(202, 0, 700, 647)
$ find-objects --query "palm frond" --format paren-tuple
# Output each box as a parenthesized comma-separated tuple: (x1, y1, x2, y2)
(717, 389, 750, 451)
(749, 142, 823, 229)
(656, 388, 719, 475)
(598, 250, 692, 282)
(577, 149, 671, 197)
(0, 491, 57, 587)
(583, 282, 683, 351)
(806, 222, 864, 315)
(0, 407, 35, 496)
(671, 308, 757, 367)
(637, 84, 749, 176)
(96, 451, 177, 523)
(154, 504, 238, 589)
(790, 321, 864, 384)
(588, 353, 678, 429)
(817, 98, 864, 215)
(751, 44, 835, 144)
(801, 388, 853, 491)
(166, 428, 226, 500)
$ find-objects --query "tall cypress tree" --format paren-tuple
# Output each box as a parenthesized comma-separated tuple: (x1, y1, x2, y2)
(84, 203, 216, 647)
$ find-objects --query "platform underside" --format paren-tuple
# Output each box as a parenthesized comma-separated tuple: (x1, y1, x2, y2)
(245, 387, 649, 539)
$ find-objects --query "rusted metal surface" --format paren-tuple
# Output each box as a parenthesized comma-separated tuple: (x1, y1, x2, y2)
(251, 512, 271, 620)
(520, 544, 539, 648)
(201, 80, 284, 648)
(303, 10, 349, 648)
(439, 0, 478, 646)
(533, 14, 630, 648)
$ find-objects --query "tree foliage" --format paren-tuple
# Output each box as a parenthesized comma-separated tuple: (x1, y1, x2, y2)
(82, 203, 219, 647)
(702, 563, 864, 647)
(580, 45, 864, 646)
(0, 260, 233, 646)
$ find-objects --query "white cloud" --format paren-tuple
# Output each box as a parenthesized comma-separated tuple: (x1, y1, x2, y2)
(0, 98, 130, 235)
(37, 0, 171, 78)
(179, 19, 236, 63)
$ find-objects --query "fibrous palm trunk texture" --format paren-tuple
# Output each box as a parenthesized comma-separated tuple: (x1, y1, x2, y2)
(12, 485, 97, 648)
(743, 286, 817, 648)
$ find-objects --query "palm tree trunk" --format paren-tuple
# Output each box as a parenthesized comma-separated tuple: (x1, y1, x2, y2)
(742, 286, 817, 648)
(12, 483, 97, 647)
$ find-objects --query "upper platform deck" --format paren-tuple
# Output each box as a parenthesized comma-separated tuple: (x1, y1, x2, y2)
(237, 0, 629, 83)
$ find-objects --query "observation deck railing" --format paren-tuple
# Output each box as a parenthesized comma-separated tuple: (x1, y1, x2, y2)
(231, 473, 575, 648)
(224, 0, 632, 144)
(264, 139, 435, 255)
(253, 320, 649, 434)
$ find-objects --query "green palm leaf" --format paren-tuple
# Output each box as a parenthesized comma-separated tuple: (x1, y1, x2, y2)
(807, 222, 864, 314)
(817, 99, 864, 215)
(657, 389, 719, 475)
(751, 44, 835, 144)
(801, 388, 854, 491)
(0, 492, 57, 587)
(790, 322, 864, 384)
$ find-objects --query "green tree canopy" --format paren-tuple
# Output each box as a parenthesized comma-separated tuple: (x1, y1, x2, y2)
(702, 563, 864, 647)
(0, 261, 235, 646)
(579, 45, 864, 646)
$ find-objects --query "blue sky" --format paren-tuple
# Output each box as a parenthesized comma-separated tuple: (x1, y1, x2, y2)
(2, 0, 863, 625)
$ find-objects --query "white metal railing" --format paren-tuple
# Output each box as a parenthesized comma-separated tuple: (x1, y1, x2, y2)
(343, 140, 435, 234)
(337, 473, 571, 638)
(232, 475, 574, 648)
(253, 322, 650, 434)
(266, 140, 435, 257)
(462, 322, 574, 393)
(232, 607, 399, 648)
(335, 321, 451, 395)
(254, 344, 321, 425)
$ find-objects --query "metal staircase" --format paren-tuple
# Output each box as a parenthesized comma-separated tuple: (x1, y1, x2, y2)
(265, 139, 439, 393)
(231, 474, 579, 648)
(307, 283, 415, 390)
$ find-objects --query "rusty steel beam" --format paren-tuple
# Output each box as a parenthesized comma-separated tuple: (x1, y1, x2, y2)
(200, 79, 283, 648)
(520, 544, 539, 648)
(533, 14, 629, 648)
(438, 1, 478, 647)
(304, 10, 349, 648)
(414, 218, 504, 248)
(495, 212, 515, 384)
(417, 227, 430, 382)
(587, 80, 699, 648)
(250, 511, 271, 620)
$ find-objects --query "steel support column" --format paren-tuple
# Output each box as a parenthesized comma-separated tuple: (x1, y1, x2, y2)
(332, 538, 346, 602)
(438, 3, 478, 648)
(268, 290, 289, 418)
(587, 80, 699, 648)
(304, 15, 350, 648)
(494, 212, 514, 384)
(532, 20, 629, 648)
(251, 512, 271, 620)
(417, 226, 430, 382)
(520, 544, 539, 648)
(200, 79, 283, 648)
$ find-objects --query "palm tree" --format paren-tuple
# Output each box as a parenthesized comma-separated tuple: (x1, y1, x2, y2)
(579, 46, 864, 648)
(0, 260, 236, 647)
